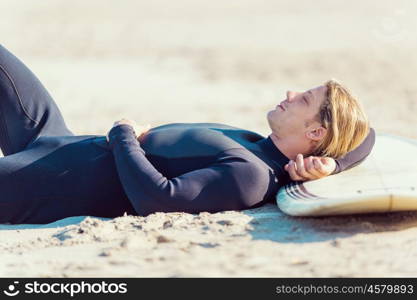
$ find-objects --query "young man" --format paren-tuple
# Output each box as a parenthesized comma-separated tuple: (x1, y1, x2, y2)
(0, 44, 374, 224)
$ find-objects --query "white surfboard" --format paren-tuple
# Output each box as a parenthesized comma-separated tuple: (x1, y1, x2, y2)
(276, 133, 417, 216)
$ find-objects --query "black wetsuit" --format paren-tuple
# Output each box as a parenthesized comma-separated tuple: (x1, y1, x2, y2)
(0, 44, 376, 224)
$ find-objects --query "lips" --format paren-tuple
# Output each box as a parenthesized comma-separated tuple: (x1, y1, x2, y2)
(278, 104, 285, 111)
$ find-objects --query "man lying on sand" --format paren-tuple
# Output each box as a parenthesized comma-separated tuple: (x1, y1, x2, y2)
(0, 44, 374, 224)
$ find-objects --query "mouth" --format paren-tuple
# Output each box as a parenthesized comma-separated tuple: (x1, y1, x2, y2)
(277, 104, 285, 111)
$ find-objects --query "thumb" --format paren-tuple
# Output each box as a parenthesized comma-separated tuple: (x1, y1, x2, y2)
(320, 157, 331, 165)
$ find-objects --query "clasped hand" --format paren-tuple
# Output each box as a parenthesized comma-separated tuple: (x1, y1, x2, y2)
(108, 118, 151, 141)
(284, 154, 336, 181)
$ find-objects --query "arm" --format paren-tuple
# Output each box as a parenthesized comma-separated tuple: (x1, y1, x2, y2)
(285, 127, 376, 180)
(332, 127, 376, 174)
(107, 125, 267, 216)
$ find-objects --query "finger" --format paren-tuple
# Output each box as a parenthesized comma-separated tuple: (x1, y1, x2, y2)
(288, 161, 305, 181)
(322, 157, 337, 174)
(113, 119, 129, 127)
(303, 156, 314, 173)
(313, 158, 329, 175)
(287, 160, 306, 181)
(295, 154, 313, 179)
(320, 157, 333, 167)
(304, 157, 323, 178)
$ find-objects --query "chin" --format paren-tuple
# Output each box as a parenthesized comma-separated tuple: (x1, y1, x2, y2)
(267, 109, 279, 121)
(266, 112, 278, 131)
(267, 109, 276, 119)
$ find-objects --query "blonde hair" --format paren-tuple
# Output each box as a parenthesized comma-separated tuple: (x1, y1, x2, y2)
(311, 79, 370, 159)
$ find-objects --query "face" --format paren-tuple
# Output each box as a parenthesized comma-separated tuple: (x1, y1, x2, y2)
(267, 85, 328, 140)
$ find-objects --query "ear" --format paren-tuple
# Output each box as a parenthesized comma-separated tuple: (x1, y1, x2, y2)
(306, 126, 327, 141)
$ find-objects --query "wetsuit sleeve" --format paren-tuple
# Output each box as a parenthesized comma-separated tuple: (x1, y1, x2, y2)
(107, 125, 268, 216)
(332, 127, 376, 174)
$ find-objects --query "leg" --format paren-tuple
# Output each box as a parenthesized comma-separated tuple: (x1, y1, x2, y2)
(0, 44, 73, 156)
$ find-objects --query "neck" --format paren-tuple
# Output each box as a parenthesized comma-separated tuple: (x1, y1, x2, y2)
(269, 132, 313, 160)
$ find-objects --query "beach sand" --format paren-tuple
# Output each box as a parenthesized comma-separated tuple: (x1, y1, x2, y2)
(1, 0, 417, 277)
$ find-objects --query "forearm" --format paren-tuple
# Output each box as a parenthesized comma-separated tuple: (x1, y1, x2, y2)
(107, 124, 244, 215)
(108, 125, 172, 214)
(333, 127, 376, 174)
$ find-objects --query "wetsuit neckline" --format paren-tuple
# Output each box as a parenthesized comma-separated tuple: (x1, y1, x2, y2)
(256, 135, 290, 166)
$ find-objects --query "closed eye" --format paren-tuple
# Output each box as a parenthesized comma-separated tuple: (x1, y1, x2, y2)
(303, 95, 309, 105)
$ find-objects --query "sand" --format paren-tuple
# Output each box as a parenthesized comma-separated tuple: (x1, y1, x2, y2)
(1, 0, 417, 277)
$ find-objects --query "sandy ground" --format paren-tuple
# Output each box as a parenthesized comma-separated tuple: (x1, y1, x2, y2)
(1, 0, 417, 277)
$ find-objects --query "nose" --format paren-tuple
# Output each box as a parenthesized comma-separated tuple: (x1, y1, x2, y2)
(286, 90, 297, 102)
